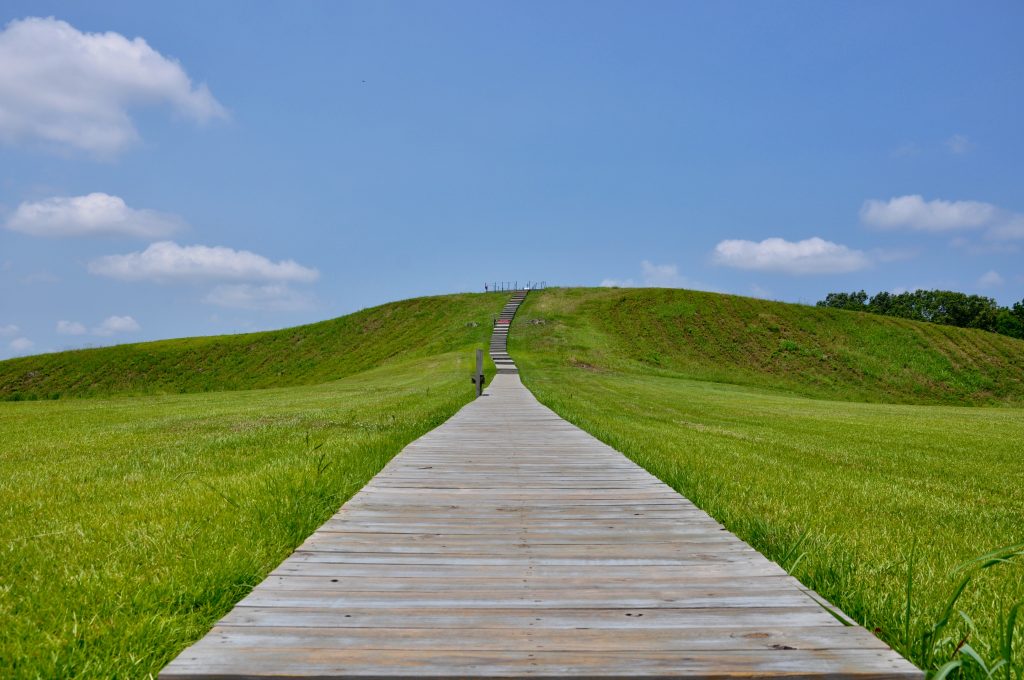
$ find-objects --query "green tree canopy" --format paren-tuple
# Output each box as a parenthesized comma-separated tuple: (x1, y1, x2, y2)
(817, 289, 1024, 340)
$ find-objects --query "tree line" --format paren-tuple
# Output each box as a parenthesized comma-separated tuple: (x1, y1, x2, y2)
(816, 289, 1024, 340)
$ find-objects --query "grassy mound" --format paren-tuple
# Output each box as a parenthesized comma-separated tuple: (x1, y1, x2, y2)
(0, 292, 504, 400)
(512, 287, 1024, 405)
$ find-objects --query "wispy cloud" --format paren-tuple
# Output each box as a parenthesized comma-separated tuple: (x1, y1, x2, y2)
(890, 142, 920, 158)
(891, 136, 972, 158)
(600, 260, 712, 290)
(203, 284, 314, 311)
(977, 270, 1004, 288)
(944, 134, 972, 154)
(986, 215, 1024, 241)
(8, 337, 33, 353)
(638, 260, 689, 287)
(712, 237, 869, 275)
(0, 323, 19, 337)
(599, 278, 634, 287)
(57, 316, 141, 337)
(20, 271, 60, 284)
(5, 193, 184, 238)
(0, 17, 226, 154)
(93, 315, 140, 336)
(56, 320, 87, 335)
(89, 241, 319, 283)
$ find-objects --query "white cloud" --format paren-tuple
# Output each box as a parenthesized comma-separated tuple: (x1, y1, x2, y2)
(0, 17, 226, 154)
(861, 195, 997, 232)
(92, 315, 140, 336)
(0, 324, 19, 337)
(5, 193, 183, 238)
(712, 237, 869, 275)
(56, 320, 87, 335)
(9, 337, 33, 352)
(945, 134, 972, 154)
(88, 241, 319, 283)
(203, 284, 314, 311)
(977, 270, 1004, 288)
(864, 195, 1024, 243)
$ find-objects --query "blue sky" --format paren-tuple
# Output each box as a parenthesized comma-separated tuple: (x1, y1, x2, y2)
(2, 1, 1022, 358)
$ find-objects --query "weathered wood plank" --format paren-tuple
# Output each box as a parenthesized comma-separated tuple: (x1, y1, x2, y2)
(236, 588, 818, 609)
(218, 605, 845, 630)
(193, 625, 896, 652)
(163, 648, 917, 678)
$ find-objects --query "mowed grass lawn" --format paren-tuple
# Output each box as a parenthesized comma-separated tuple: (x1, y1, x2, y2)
(513, 288, 1024, 675)
(0, 353, 486, 678)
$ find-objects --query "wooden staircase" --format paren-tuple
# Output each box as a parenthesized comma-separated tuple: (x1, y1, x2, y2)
(489, 290, 527, 374)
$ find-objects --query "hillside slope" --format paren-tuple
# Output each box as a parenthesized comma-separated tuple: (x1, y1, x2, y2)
(0, 292, 505, 400)
(510, 288, 1024, 674)
(511, 287, 1024, 405)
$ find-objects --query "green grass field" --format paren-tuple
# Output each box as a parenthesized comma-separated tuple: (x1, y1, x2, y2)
(3, 286, 1023, 678)
(511, 287, 1024, 676)
(0, 293, 503, 678)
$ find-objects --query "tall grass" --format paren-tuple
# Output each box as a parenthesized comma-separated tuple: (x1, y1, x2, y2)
(0, 353, 490, 678)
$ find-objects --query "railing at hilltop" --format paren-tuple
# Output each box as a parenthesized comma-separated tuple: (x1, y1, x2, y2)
(486, 281, 546, 292)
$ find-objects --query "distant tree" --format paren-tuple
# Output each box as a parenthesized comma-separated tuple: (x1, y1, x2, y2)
(816, 290, 868, 311)
(816, 289, 1023, 340)
(1013, 300, 1024, 324)
(866, 291, 897, 317)
(999, 299, 1024, 340)
(995, 309, 1024, 340)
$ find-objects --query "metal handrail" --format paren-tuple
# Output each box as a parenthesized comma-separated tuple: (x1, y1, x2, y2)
(484, 281, 547, 292)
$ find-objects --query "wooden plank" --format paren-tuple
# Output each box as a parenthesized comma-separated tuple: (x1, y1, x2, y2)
(218, 605, 845, 630)
(163, 648, 917, 678)
(193, 625, 895, 652)
(268, 562, 787, 579)
(160, 362, 920, 678)
(259, 575, 804, 590)
(236, 588, 818, 609)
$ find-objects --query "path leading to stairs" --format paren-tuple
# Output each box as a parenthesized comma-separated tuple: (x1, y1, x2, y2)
(161, 291, 919, 678)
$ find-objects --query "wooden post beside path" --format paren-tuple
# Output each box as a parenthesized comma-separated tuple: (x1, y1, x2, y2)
(474, 348, 484, 397)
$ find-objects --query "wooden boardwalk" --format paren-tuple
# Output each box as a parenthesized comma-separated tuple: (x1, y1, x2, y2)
(162, 294, 919, 678)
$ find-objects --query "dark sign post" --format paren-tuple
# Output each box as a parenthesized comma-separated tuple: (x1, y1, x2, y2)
(472, 349, 484, 397)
